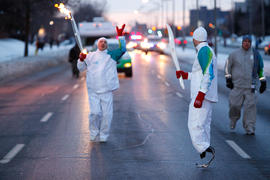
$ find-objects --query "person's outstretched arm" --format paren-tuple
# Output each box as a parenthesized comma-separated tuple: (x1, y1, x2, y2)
(108, 24, 126, 61)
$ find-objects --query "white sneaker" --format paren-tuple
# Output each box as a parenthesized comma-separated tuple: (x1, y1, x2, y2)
(90, 136, 97, 141)
(99, 137, 107, 143)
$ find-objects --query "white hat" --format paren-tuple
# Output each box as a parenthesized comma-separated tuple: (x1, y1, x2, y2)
(97, 37, 107, 44)
(193, 27, 207, 41)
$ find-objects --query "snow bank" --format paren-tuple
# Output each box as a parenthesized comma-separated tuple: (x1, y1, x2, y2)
(0, 38, 72, 62)
(0, 38, 73, 82)
(165, 47, 270, 77)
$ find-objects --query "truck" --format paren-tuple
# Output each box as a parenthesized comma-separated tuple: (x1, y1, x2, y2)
(79, 17, 115, 47)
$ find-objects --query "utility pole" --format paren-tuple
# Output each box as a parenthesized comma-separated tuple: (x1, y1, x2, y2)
(214, 0, 217, 55)
(248, 0, 252, 34)
(261, 0, 265, 39)
(24, 0, 30, 57)
(165, 0, 168, 27)
(196, 0, 199, 26)
(172, 0, 175, 34)
(172, 0, 175, 25)
(231, 0, 235, 35)
(183, 0, 185, 38)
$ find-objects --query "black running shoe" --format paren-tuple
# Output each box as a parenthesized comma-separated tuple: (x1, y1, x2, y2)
(206, 146, 215, 154)
(200, 151, 206, 159)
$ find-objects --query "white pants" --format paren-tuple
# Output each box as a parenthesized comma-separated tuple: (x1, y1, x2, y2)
(88, 91, 113, 140)
(188, 99, 213, 153)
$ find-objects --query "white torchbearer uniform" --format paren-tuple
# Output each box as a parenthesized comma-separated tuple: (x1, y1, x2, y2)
(187, 42, 218, 153)
(77, 37, 126, 141)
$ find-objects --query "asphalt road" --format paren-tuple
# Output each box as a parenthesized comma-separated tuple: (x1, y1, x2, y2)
(0, 50, 269, 179)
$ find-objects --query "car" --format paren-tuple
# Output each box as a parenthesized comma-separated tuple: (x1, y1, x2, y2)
(140, 35, 168, 54)
(126, 32, 144, 50)
(92, 38, 133, 77)
(174, 37, 188, 48)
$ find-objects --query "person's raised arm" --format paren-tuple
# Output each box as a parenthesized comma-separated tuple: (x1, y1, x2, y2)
(108, 24, 126, 61)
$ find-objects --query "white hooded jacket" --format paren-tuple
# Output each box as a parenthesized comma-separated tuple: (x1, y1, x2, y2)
(188, 42, 218, 102)
(77, 37, 126, 93)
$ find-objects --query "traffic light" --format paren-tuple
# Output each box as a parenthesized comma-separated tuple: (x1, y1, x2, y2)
(177, 26, 182, 30)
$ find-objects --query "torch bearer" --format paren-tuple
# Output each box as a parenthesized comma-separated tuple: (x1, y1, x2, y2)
(55, 3, 86, 53)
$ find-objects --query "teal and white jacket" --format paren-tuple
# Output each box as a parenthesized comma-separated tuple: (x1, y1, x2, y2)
(77, 37, 126, 93)
(188, 42, 218, 102)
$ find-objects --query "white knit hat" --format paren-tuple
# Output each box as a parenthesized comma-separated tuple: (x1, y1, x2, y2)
(97, 37, 107, 44)
(193, 27, 207, 41)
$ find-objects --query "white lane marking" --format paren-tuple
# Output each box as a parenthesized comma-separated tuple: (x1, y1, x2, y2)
(176, 92, 183, 98)
(226, 140, 251, 159)
(157, 75, 162, 79)
(165, 82, 170, 87)
(73, 84, 79, 89)
(0, 144, 25, 164)
(61, 94, 70, 101)
(40, 112, 53, 123)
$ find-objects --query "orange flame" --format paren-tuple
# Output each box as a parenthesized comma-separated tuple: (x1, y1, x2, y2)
(55, 3, 71, 19)
(82, 49, 88, 54)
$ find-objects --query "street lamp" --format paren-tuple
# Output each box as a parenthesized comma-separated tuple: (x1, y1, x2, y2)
(214, 0, 217, 55)
(139, 0, 162, 27)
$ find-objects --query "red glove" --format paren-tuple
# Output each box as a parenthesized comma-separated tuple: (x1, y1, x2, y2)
(79, 52, 86, 62)
(194, 91, 205, 108)
(176, 70, 188, 79)
(116, 24, 126, 36)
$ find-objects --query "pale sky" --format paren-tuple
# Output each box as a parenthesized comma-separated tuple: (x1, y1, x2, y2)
(101, 0, 245, 28)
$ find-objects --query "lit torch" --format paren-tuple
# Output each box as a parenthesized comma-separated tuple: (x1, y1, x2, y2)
(55, 3, 85, 52)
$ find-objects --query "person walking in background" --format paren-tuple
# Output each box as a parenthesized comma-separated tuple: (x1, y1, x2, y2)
(176, 26, 218, 164)
(224, 35, 267, 135)
(77, 24, 126, 142)
(68, 44, 80, 78)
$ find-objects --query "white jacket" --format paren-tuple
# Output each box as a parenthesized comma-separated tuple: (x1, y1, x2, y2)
(188, 42, 218, 102)
(77, 37, 126, 93)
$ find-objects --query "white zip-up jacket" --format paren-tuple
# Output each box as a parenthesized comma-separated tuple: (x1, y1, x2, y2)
(188, 42, 218, 102)
(77, 37, 126, 93)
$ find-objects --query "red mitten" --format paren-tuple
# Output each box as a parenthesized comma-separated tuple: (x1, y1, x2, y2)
(116, 24, 126, 36)
(79, 52, 86, 62)
(194, 91, 205, 108)
(176, 70, 188, 79)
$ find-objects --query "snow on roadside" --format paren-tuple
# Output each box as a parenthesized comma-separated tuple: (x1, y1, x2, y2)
(166, 47, 270, 77)
(0, 38, 73, 62)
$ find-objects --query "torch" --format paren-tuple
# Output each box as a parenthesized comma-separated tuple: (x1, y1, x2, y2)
(166, 24, 185, 89)
(55, 3, 86, 53)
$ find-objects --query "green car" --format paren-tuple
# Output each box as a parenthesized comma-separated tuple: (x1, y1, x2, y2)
(92, 38, 133, 77)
